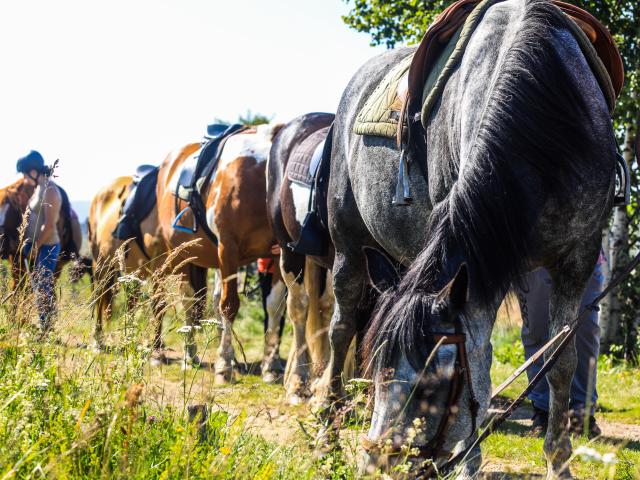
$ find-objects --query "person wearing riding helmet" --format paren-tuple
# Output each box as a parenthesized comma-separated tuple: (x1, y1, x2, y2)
(516, 255, 605, 439)
(17, 150, 62, 334)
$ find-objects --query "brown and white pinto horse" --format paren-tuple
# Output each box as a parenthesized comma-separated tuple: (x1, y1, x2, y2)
(88, 175, 172, 359)
(156, 124, 286, 383)
(0, 178, 84, 291)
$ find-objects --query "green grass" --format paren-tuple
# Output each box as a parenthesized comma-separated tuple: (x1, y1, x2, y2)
(0, 266, 638, 479)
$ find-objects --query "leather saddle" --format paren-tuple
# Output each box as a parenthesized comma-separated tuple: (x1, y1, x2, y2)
(172, 123, 247, 243)
(287, 125, 334, 256)
(113, 164, 160, 258)
(406, 0, 624, 121)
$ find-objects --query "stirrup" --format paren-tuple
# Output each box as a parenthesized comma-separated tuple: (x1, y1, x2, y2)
(613, 152, 630, 206)
(172, 206, 198, 234)
(392, 150, 412, 206)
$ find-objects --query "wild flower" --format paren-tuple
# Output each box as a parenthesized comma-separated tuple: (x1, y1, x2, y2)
(176, 325, 202, 334)
(117, 273, 146, 286)
(574, 446, 618, 465)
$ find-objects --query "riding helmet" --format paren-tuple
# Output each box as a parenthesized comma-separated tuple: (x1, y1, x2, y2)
(16, 150, 46, 174)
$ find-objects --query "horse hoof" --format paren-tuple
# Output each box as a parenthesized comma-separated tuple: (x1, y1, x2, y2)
(181, 355, 201, 370)
(287, 394, 307, 406)
(547, 469, 573, 480)
(150, 351, 167, 367)
(215, 370, 234, 385)
(261, 371, 282, 384)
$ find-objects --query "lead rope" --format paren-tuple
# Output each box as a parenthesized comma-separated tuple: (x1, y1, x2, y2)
(440, 248, 640, 476)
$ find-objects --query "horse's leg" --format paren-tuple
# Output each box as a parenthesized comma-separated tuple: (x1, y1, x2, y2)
(544, 245, 599, 479)
(214, 240, 239, 384)
(323, 250, 365, 407)
(211, 269, 222, 320)
(310, 266, 334, 405)
(92, 260, 114, 351)
(281, 250, 311, 403)
(181, 264, 207, 368)
(149, 275, 168, 366)
(261, 267, 286, 383)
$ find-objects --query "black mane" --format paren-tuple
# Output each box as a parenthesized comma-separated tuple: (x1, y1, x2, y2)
(363, 0, 599, 374)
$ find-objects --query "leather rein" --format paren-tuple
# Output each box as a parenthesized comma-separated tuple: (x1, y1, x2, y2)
(361, 316, 481, 474)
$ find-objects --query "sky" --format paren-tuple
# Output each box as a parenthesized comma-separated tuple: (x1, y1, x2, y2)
(0, 0, 385, 202)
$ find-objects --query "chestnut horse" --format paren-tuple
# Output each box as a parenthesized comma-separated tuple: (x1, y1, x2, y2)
(0, 178, 85, 292)
(88, 174, 172, 360)
(156, 124, 286, 383)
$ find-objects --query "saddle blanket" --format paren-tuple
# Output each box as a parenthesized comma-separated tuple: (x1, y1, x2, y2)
(353, 0, 623, 139)
(287, 126, 331, 188)
(113, 165, 159, 246)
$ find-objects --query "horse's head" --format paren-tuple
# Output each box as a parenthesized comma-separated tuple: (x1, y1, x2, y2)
(361, 248, 491, 475)
(0, 179, 34, 259)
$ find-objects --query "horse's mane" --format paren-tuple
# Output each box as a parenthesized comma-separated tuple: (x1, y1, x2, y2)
(363, 0, 600, 373)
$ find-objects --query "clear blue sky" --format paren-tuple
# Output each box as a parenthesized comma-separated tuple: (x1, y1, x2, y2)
(0, 0, 384, 201)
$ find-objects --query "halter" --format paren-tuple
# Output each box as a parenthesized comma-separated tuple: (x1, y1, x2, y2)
(362, 318, 480, 476)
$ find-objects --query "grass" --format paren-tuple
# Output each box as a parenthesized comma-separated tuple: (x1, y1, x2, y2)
(0, 263, 638, 479)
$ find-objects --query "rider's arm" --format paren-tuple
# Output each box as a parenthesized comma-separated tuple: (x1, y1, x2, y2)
(34, 186, 62, 248)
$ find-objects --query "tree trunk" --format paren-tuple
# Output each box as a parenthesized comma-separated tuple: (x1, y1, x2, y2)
(599, 227, 611, 343)
(600, 121, 636, 354)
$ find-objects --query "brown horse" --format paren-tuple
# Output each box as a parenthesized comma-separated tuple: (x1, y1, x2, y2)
(88, 174, 173, 359)
(156, 124, 286, 383)
(0, 177, 85, 296)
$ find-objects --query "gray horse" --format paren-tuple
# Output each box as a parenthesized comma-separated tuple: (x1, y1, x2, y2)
(324, 0, 617, 477)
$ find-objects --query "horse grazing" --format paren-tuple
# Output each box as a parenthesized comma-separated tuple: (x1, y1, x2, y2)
(88, 174, 169, 358)
(0, 178, 85, 288)
(156, 124, 286, 383)
(326, 0, 618, 477)
(267, 112, 336, 403)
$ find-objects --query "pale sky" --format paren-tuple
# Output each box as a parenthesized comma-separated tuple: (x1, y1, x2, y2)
(0, 0, 384, 201)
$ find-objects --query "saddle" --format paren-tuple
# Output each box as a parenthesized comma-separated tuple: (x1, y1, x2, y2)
(407, 0, 623, 124)
(172, 123, 247, 243)
(286, 125, 334, 256)
(354, 0, 624, 141)
(113, 165, 160, 259)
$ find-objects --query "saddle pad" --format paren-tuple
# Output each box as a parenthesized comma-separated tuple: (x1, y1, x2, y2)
(287, 126, 331, 187)
(113, 166, 159, 241)
(352, 53, 414, 138)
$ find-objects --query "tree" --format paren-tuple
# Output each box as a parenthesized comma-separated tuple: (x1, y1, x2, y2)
(237, 110, 272, 126)
(343, 0, 639, 359)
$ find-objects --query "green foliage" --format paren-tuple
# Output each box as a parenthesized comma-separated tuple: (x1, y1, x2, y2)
(237, 110, 272, 126)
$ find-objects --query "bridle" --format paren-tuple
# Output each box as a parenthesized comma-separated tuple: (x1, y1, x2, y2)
(361, 316, 480, 474)
(363, 248, 640, 478)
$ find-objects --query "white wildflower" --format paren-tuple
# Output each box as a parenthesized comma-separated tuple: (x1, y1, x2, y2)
(176, 325, 202, 334)
(200, 318, 222, 327)
(575, 446, 603, 463)
(579, 448, 617, 466)
(117, 274, 146, 286)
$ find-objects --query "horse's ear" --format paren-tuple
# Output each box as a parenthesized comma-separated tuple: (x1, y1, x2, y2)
(363, 247, 401, 293)
(434, 263, 469, 314)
